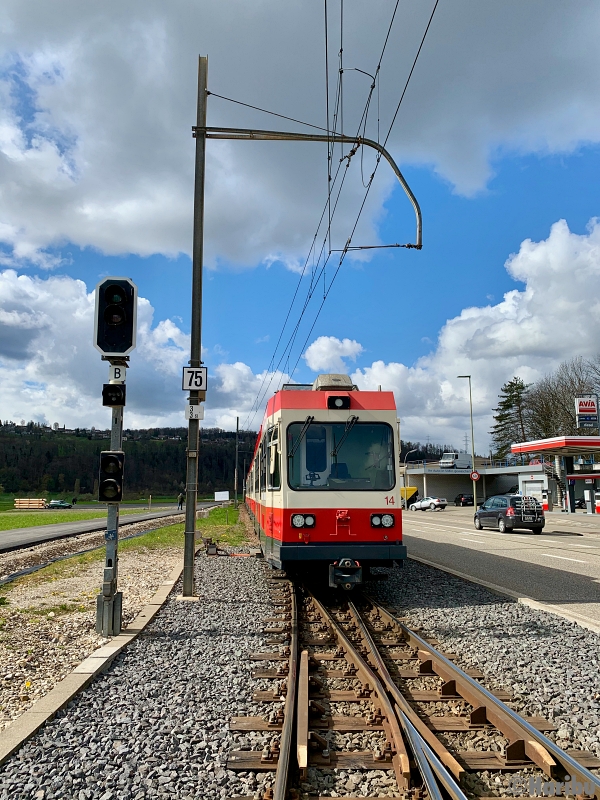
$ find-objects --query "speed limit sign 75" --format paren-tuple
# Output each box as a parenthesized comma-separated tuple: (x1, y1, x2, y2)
(182, 367, 207, 391)
(470, 470, 480, 481)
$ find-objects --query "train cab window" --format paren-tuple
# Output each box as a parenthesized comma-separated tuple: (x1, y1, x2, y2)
(287, 421, 394, 491)
(306, 426, 327, 472)
(267, 426, 281, 490)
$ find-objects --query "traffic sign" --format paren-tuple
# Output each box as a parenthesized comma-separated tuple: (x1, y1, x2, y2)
(185, 404, 204, 420)
(182, 367, 208, 391)
(470, 470, 480, 481)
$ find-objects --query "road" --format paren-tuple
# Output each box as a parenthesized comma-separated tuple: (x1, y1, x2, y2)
(402, 506, 600, 629)
(0, 507, 208, 552)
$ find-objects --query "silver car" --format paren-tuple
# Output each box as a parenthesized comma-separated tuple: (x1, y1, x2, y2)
(409, 496, 447, 511)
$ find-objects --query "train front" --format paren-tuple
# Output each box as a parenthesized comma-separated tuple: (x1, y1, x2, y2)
(252, 373, 407, 589)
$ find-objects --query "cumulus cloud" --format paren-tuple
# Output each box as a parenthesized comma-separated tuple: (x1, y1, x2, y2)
(3, 219, 600, 442)
(304, 336, 364, 373)
(1, 1, 600, 269)
(346, 219, 600, 448)
(0, 269, 288, 430)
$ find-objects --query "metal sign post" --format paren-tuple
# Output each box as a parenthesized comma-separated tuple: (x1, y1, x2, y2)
(182, 56, 208, 598)
(94, 276, 137, 636)
(97, 391, 125, 636)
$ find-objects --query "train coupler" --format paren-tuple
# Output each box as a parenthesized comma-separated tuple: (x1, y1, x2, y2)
(329, 558, 362, 590)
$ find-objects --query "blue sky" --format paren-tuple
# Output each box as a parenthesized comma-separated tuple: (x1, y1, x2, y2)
(48, 142, 600, 378)
(3, 0, 600, 447)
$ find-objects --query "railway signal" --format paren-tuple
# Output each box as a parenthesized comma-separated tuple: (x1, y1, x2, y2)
(99, 451, 125, 502)
(94, 277, 137, 357)
(94, 276, 137, 637)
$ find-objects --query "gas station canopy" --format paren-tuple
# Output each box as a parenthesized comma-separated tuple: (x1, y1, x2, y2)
(511, 436, 600, 457)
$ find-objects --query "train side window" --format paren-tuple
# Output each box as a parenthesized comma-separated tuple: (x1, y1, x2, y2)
(268, 426, 281, 489)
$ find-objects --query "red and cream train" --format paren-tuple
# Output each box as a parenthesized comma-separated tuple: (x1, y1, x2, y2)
(245, 374, 407, 588)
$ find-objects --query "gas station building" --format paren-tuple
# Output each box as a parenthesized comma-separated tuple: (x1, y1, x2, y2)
(403, 437, 600, 513)
(511, 436, 600, 513)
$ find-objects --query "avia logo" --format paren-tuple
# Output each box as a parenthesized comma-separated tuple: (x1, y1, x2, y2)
(577, 398, 598, 412)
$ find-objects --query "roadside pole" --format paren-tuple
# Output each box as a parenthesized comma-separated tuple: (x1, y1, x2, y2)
(234, 416, 239, 509)
(182, 56, 208, 597)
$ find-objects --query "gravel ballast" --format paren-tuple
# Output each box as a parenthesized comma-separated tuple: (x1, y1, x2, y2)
(1, 553, 598, 798)
(0, 550, 270, 800)
(371, 560, 600, 761)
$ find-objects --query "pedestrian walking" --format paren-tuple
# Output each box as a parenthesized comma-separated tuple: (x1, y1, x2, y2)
(177, 492, 184, 510)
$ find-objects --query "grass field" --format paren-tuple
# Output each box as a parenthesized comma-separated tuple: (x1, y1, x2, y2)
(0, 508, 161, 531)
(0, 507, 244, 601)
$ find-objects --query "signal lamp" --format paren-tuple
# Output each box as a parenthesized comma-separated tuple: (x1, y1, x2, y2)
(102, 384, 126, 407)
(99, 451, 125, 502)
(94, 277, 137, 357)
(381, 514, 395, 528)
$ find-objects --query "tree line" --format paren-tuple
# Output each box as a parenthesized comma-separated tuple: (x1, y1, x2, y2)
(490, 356, 600, 457)
(0, 425, 257, 498)
(0, 420, 456, 497)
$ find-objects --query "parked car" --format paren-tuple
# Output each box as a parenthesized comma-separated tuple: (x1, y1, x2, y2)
(409, 496, 447, 511)
(454, 493, 474, 507)
(474, 494, 544, 533)
(45, 499, 73, 509)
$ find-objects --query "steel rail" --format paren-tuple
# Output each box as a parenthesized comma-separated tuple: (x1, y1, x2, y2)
(366, 595, 600, 800)
(346, 599, 467, 800)
(193, 125, 422, 249)
(305, 589, 411, 792)
(272, 581, 298, 800)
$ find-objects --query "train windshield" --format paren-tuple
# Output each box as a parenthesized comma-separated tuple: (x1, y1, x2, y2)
(287, 422, 395, 491)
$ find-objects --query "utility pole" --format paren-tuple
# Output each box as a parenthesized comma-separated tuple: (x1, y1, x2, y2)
(234, 416, 239, 509)
(182, 56, 208, 597)
(458, 375, 477, 506)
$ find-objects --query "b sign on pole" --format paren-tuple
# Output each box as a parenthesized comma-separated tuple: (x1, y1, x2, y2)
(470, 470, 480, 481)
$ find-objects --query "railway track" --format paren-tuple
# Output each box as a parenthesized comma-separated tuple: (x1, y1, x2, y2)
(228, 572, 600, 800)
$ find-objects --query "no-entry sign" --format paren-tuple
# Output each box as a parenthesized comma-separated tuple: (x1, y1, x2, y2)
(470, 470, 480, 481)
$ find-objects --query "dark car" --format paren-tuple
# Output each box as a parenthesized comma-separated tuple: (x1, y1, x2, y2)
(454, 493, 474, 507)
(474, 494, 544, 533)
(45, 499, 73, 509)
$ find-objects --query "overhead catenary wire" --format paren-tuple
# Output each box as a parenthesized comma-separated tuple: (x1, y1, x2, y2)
(242, 0, 435, 430)
(285, 0, 440, 383)
(241, 0, 404, 430)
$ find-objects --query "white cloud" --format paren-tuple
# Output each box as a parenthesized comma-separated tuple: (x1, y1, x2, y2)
(1, 2, 600, 268)
(351, 219, 600, 449)
(3, 219, 600, 443)
(0, 269, 288, 430)
(304, 336, 364, 373)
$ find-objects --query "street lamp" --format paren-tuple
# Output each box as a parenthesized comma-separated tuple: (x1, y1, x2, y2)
(403, 448, 418, 508)
(457, 375, 477, 506)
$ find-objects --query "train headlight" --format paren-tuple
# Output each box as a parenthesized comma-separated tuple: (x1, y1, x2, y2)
(292, 514, 305, 528)
(304, 514, 315, 528)
(381, 514, 395, 528)
(371, 514, 382, 527)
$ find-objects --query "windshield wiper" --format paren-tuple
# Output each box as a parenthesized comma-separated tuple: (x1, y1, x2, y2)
(288, 415, 314, 460)
(331, 415, 359, 459)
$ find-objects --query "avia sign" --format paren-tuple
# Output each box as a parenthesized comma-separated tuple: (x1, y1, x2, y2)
(575, 396, 599, 414)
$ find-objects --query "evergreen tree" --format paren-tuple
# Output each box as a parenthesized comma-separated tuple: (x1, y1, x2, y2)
(490, 377, 531, 457)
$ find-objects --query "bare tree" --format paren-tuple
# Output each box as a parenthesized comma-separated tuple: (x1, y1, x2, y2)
(524, 357, 595, 437)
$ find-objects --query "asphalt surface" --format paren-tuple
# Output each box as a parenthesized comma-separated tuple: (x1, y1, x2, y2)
(402, 506, 600, 628)
(0, 506, 212, 552)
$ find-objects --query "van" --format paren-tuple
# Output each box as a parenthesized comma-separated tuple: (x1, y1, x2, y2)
(439, 452, 472, 469)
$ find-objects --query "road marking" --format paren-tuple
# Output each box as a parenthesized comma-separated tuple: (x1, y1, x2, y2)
(460, 538, 486, 544)
(570, 544, 596, 548)
(540, 554, 587, 563)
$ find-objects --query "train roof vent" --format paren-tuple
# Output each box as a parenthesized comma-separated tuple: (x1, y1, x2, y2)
(312, 374, 358, 391)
